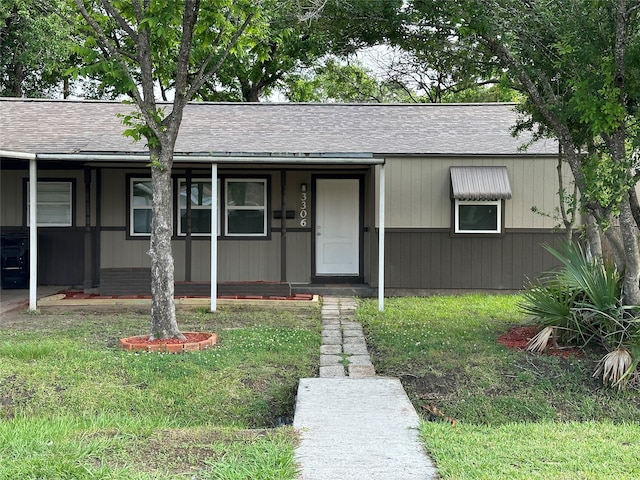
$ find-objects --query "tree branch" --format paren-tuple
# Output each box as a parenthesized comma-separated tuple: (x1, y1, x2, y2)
(100, 0, 137, 40)
(184, 11, 254, 101)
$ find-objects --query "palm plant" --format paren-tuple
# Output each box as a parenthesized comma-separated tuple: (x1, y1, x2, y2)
(519, 241, 640, 389)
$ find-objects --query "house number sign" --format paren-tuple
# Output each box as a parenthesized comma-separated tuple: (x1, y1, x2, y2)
(300, 186, 308, 227)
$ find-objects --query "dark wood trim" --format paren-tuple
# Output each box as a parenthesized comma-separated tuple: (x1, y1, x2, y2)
(310, 275, 365, 284)
(83, 167, 92, 289)
(184, 170, 192, 281)
(94, 168, 101, 287)
(280, 169, 287, 282)
(100, 226, 127, 231)
(272, 227, 311, 233)
(379, 227, 570, 234)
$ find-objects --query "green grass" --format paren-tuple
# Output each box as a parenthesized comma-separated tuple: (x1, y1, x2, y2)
(358, 294, 640, 479)
(0, 304, 321, 479)
(422, 421, 640, 480)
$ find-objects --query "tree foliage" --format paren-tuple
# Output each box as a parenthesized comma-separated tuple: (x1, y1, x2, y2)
(282, 58, 414, 103)
(381, 0, 516, 103)
(69, 0, 261, 338)
(194, 0, 403, 102)
(408, 0, 640, 303)
(0, 0, 76, 97)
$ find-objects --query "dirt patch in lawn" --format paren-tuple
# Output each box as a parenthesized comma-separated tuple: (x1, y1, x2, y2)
(88, 427, 297, 476)
(498, 325, 581, 357)
(400, 371, 460, 402)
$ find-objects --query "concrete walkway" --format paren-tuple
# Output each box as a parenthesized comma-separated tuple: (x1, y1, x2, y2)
(293, 297, 436, 480)
(0, 286, 62, 317)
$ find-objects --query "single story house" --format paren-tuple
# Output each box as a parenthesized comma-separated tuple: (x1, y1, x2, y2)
(0, 98, 568, 309)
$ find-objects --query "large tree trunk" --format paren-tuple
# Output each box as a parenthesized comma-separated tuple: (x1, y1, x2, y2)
(11, 63, 24, 97)
(603, 222, 626, 271)
(148, 148, 184, 340)
(618, 194, 640, 305)
(584, 214, 602, 261)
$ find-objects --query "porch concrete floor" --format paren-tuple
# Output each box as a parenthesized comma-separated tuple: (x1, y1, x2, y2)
(0, 286, 64, 316)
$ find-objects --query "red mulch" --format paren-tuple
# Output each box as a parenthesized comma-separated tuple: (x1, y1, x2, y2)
(498, 326, 580, 358)
(59, 290, 313, 301)
(126, 332, 211, 345)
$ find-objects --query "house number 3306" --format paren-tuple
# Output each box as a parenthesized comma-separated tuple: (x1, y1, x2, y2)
(300, 192, 308, 227)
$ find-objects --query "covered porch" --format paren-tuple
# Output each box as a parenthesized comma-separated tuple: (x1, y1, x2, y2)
(1, 153, 388, 311)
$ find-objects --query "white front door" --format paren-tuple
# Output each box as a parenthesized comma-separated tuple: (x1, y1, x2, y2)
(315, 178, 360, 276)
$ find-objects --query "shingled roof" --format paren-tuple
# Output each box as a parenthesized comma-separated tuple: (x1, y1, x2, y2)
(0, 98, 557, 157)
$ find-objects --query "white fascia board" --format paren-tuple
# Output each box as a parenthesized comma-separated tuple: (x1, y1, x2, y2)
(35, 153, 384, 165)
(0, 150, 37, 160)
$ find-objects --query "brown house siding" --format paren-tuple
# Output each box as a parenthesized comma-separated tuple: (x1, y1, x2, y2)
(0, 227, 85, 286)
(384, 229, 566, 290)
(37, 229, 85, 286)
(99, 268, 291, 297)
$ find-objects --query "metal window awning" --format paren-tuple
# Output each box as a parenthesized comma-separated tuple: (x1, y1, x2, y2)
(450, 166, 512, 200)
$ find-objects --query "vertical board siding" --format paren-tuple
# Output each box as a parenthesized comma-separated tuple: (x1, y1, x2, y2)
(1, 171, 23, 225)
(217, 237, 281, 281)
(100, 232, 282, 281)
(383, 156, 569, 230)
(190, 240, 211, 281)
(179, 233, 310, 282)
(385, 230, 565, 290)
(286, 232, 311, 283)
(38, 229, 84, 285)
(100, 170, 128, 226)
(100, 231, 151, 268)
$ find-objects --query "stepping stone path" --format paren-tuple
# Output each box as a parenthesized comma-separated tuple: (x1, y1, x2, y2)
(319, 297, 376, 378)
(294, 296, 437, 479)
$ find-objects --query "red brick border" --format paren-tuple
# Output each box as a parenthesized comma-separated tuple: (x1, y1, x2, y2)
(118, 332, 217, 353)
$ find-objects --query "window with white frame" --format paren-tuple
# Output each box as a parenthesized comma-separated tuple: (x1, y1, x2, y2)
(128, 177, 267, 238)
(130, 179, 153, 236)
(225, 179, 267, 236)
(454, 199, 502, 234)
(178, 179, 213, 236)
(450, 166, 511, 235)
(26, 181, 73, 226)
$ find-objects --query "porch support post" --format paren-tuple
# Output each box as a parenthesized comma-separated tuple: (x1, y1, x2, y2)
(29, 158, 38, 310)
(378, 163, 385, 311)
(210, 163, 218, 311)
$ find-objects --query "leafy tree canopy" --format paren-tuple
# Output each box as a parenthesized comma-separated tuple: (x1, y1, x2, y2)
(282, 58, 414, 103)
(195, 0, 404, 102)
(67, 0, 264, 339)
(407, 0, 640, 302)
(0, 0, 76, 97)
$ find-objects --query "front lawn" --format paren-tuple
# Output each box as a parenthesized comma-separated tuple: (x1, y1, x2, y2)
(358, 295, 640, 479)
(0, 304, 321, 479)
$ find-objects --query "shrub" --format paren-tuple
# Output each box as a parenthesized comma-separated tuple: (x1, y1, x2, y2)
(520, 242, 640, 389)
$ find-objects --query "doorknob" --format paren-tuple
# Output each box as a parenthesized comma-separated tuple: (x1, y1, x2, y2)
(316, 225, 322, 236)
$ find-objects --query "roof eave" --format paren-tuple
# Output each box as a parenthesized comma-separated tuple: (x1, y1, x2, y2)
(0, 149, 36, 160)
(34, 152, 385, 165)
